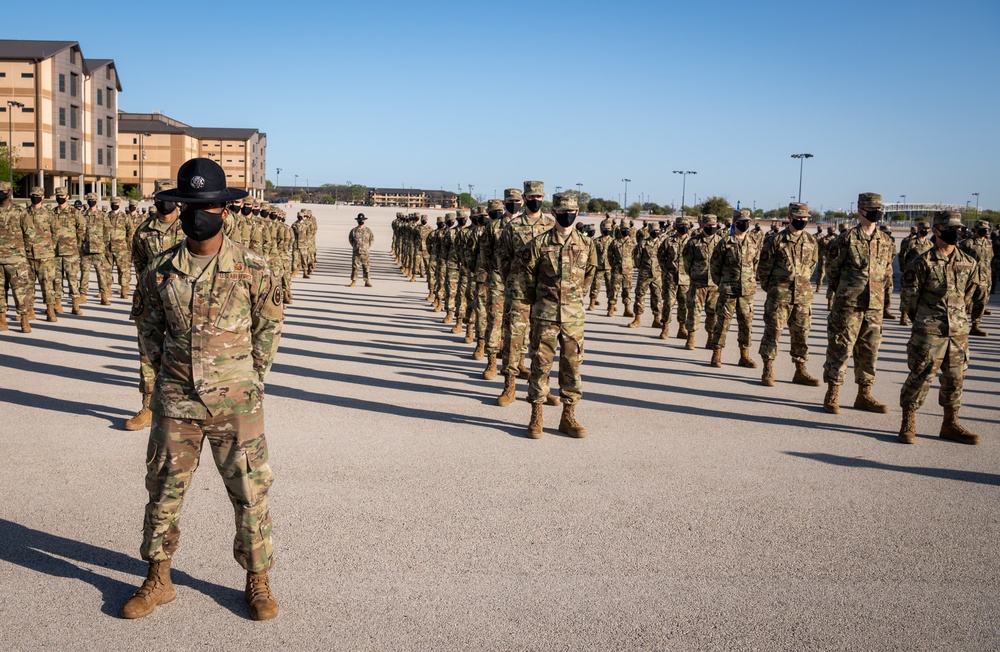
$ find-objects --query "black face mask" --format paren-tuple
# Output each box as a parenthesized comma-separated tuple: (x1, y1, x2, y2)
(446, 220, 455, 227)
(938, 229, 960, 246)
(918, 229, 929, 237)
(601, 230, 612, 237)
(179, 208, 224, 241)
(154, 200, 176, 215)
(790, 218, 807, 231)
(260, 211, 270, 219)
(488, 210, 503, 220)
(241, 206, 253, 216)
(252, 209, 260, 216)
(437, 223, 445, 230)
(30, 196, 42, 205)
(977, 228, 988, 237)
(504, 202, 521, 215)
(56, 197, 67, 206)
(87, 200, 97, 208)
(0, 191, 7, 203)
(555, 212, 577, 228)
(702, 226, 716, 236)
(421, 219, 428, 225)
(735, 221, 750, 233)
(865, 209, 884, 223)
(675, 226, 688, 235)
(525, 198, 543, 213)
(127, 206, 136, 212)
(110, 204, 120, 211)
(457, 218, 467, 226)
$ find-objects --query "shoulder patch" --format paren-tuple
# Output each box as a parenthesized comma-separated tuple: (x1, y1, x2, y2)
(130, 288, 144, 319)
(272, 285, 283, 306)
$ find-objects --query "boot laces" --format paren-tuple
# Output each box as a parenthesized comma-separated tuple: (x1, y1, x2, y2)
(247, 574, 273, 601)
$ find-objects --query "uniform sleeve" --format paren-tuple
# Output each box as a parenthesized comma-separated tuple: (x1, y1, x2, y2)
(250, 268, 284, 382)
(131, 265, 165, 373)
(496, 228, 513, 281)
(826, 234, 846, 297)
(523, 241, 539, 307)
(75, 214, 86, 250)
(21, 210, 37, 247)
(899, 257, 922, 320)
(583, 240, 597, 292)
(757, 238, 775, 290)
(709, 241, 724, 287)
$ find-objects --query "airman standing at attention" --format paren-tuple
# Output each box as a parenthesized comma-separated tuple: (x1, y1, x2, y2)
(880, 224, 898, 319)
(79, 192, 113, 305)
(0, 181, 36, 332)
(898, 210, 982, 445)
(106, 196, 136, 298)
(348, 213, 374, 287)
(606, 223, 635, 318)
(757, 202, 821, 387)
(897, 220, 933, 326)
(426, 216, 444, 306)
(821, 193, 895, 414)
(588, 221, 613, 311)
(628, 222, 664, 329)
(24, 186, 57, 322)
(440, 213, 459, 321)
(471, 202, 501, 357)
(682, 213, 723, 350)
(958, 219, 993, 336)
(815, 224, 835, 291)
(49, 186, 86, 317)
(523, 193, 596, 438)
(708, 209, 760, 367)
(451, 209, 472, 334)
(658, 216, 691, 340)
(482, 190, 522, 379)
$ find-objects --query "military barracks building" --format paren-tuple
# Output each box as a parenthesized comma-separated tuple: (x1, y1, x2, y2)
(1, 39, 266, 200)
(368, 187, 459, 209)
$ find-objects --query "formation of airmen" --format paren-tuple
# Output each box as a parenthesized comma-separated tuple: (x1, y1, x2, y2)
(389, 183, 997, 444)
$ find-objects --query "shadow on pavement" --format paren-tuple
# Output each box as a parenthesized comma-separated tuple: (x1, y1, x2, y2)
(0, 519, 248, 618)
(783, 452, 1000, 486)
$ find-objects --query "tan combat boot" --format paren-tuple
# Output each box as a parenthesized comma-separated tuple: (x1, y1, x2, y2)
(124, 394, 153, 431)
(882, 306, 895, 319)
(245, 571, 279, 621)
(627, 314, 642, 328)
(527, 403, 544, 439)
(606, 306, 614, 317)
(652, 318, 664, 329)
(761, 360, 775, 387)
(364, 280, 372, 287)
(496, 374, 517, 407)
(823, 383, 840, 414)
(676, 325, 688, 339)
(518, 367, 530, 380)
(425, 292, 434, 301)
(55, 302, 63, 314)
(658, 323, 670, 340)
(27, 305, 36, 320)
(545, 392, 561, 406)
(120, 286, 128, 299)
(433, 299, 442, 312)
(854, 384, 889, 413)
(46, 306, 57, 322)
(464, 322, 474, 343)
(348, 279, 356, 287)
(79, 295, 88, 304)
(0, 314, 6, 331)
(558, 404, 587, 438)
(623, 306, 635, 318)
(738, 348, 757, 368)
(587, 298, 596, 311)
(898, 409, 916, 444)
(593, 298, 600, 307)
(710, 349, 723, 368)
(121, 560, 176, 619)
(791, 361, 821, 386)
(443, 311, 454, 324)
(450, 317, 463, 334)
(940, 409, 979, 445)
(19, 315, 30, 333)
(100, 292, 111, 305)
(970, 324, 988, 336)
(827, 297, 833, 311)
(482, 353, 498, 380)
(472, 339, 485, 360)
(71, 297, 83, 315)
(899, 314, 909, 327)
(684, 333, 696, 350)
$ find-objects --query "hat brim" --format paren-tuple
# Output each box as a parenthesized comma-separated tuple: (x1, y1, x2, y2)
(154, 187, 249, 204)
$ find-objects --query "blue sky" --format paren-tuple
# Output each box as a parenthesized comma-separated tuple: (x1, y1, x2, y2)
(11, 0, 998, 211)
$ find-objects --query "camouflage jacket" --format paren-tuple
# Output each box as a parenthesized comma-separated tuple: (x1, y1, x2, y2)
(131, 237, 284, 419)
(710, 232, 760, 297)
(899, 235, 933, 273)
(481, 216, 512, 283)
(133, 214, 185, 274)
(658, 233, 690, 286)
(825, 226, 895, 310)
(450, 226, 471, 269)
(426, 228, 442, 261)
(50, 205, 87, 258)
(635, 234, 664, 277)
(958, 235, 993, 285)
(900, 246, 979, 336)
(81, 208, 111, 255)
(24, 205, 56, 260)
(757, 228, 817, 304)
(682, 231, 722, 288)
(497, 213, 554, 300)
(593, 234, 613, 271)
(349, 225, 374, 254)
(0, 204, 34, 264)
(608, 237, 635, 272)
(106, 210, 135, 255)
(524, 228, 597, 323)
(439, 227, 457, 268)
(418, 223, 432, 254)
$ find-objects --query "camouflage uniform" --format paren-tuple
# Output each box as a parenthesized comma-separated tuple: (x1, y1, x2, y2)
(426, 217, 444, 302)
(822, 194, 895, 401)
(24, 189, 58, 312)
(132, 236, 283, 573)
(630, 229, 663, 325)
(682, 215, 723, 340)
(439, 216, 459, 316)
(590, 229, 613, 308)
(452, 211, 472, 326)
(709, 217, 760, 353)
(106, 201, 136, 297)
(607, 230, 634, 314)
(348, 218, 374, 284)
(881, 225, 897, 318)
(958, 220, 993, 334)
(483, 191, 520, 367)
(79, 193, 112, 301)
(49, 191, 88, 310)
(658, 217, 690, 335)
(0, 184, 35, 320)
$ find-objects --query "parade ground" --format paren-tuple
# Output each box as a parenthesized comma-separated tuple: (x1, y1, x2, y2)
(1, 205, 998, 651)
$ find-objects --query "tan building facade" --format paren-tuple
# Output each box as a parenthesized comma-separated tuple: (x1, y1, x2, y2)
(368, 187, 458, 209)
(117, 112, 266, 199)
(0, 40, 122, 198)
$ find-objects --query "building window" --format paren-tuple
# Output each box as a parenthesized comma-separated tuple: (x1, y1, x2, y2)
(107, 88, 114, 108)
(97, 148, 104, 165)
(0, 72, 5, 78)
(21, 72, 34, 78)
(70, 49, 77, 64)
(106, 117, 112, 135)
(70, 73, 78, 97)
(60, 141, 66, 159)
(133, 171, 137, 177)
(70, 106, 78, 129)
(132, 154, 137, 161)
(97, 88, 103, 106)
(71, 139, 78, 161)
(132, 137, 137, 145)
(59, 108, 66, 126)
(22, 142, 34, 148)
(106, 67, 111, 80)
(97, 120, 103, 136)
(59, 73, 65, 92)
(108, 146, 113, 166)
(22, 107, 33, 113)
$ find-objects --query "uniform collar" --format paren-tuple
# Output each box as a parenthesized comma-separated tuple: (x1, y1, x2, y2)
(171, 236, 236, 276)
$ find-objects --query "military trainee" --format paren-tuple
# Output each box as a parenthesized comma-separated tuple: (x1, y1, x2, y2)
(708, 209, 760, 368)
(124, 158, 284, 620)
(958, 219, 993, 337)
(0, 181, 35, 332)
(348, 213, 374, 287)
(481, 190, 522, 379)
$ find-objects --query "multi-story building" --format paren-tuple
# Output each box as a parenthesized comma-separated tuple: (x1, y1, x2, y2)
(368, 187, 458, 209)
(117, 111, 266, 199)
(0, 39, 121, 198)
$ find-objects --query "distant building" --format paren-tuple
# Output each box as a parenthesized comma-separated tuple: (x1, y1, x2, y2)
(118, 111, 266, 199)
(368, 187, 458, 209)
(0, 39, 122, 198)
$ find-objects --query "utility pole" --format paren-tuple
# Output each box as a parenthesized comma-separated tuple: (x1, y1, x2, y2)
(790, 153, 813, 201)
(672, 170, 696, 216)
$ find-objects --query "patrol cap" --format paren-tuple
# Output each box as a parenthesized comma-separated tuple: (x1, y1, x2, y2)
(700, 213, 718, 226)
(857, 192, 883, 209)
(674, 216, 689, 227)
(975, 219, 990, 230)
(932, 210, 963, 227)
(420, 214, 428, 219)
(85, 192, 98, 200)
(487, 199, 503, 211)
(457, 208, 470, 219)
(504, 188, 523, 201)
(735, 208, 752, 221)
(356, 213, 367, 221)
(445, 212, 456, 220)
(915, 220, 928, 228)
(552, 193, 578, 211)
(523, 180, 544, 197)
(838, 224, 847, 232)
(0, 181, 11, 192)
(788, 202, 810, 217)
(128, 198, 138, 207)
(54, 186, 69, 196)
(436, 215, 444, 224)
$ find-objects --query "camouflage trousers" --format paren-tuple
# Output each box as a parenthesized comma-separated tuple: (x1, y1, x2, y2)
(710, 292, 753, 350)
(822, 305, 883, 386)
(141, 404, 275, 572)
(292, 248, 306, 274)
(900, 332, 968, 412)
(420, 252, 429, 279)
(109, 252, 132, 293)
(883, 272, 894, 311)
(660, 279, 689, 328)
(758, 295, 812, 363)
(608, 267, 633, 309)
(632, 270, 662, 317)
(427, 258, 440, 295)
(814, 253, 827, 288)
(351, 252, 371, 281)
(1, 261, 32, 315)
(484, 280, 506, 354)
(435, 261, 448, 304)
(501, 296, 531, 377)
(590, 269, 611, 303)
(29, 257, 58, 307)
(138, 339, 156, 395)
(685, 285, 718, 334)
(473, 281, 487, 339)
(53, 256, 81, 303)
(991, 259, 999, 293)
(967, 284, 988, 325)
(442, 266, 459, 313)
(80, 253, 111, 296)
(455, 269, 470, 320)
(528, 319, 584, 405)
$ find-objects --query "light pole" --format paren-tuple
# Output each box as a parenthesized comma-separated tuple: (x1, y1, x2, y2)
(294, 174, 298, 191)
(556, 186, 562, 193)
(790, 153, 813, 202)
(6, 100, 24, 187)
(622, 178, 631, 213)
(276, 167, 282, 192)
(138, 131, 151, 198)
(576, 182, 583, 199)
(972, 192, 980, 217)
(900, 194, 906, 221)
(673, 171, 696, 216)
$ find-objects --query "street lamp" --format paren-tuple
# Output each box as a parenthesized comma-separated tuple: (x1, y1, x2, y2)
(972, 192, 980, 217)
(294, 174, 298, 191)
(900, 194, 906, 221)
(576, 182, 583, 198)
(790, 153, 813, 202)
(622, 178, 631, 213)
(6, 100, 24, 187)
(673, 171, 696, 216)
(138, 131, 151, 198)
(276, 167, 282, 192)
